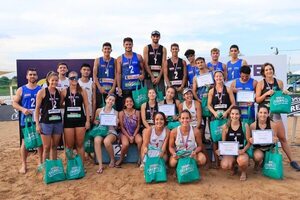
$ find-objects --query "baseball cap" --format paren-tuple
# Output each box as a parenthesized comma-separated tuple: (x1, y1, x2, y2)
(151, 30, 160, 36)
(183, 88, 192, 95)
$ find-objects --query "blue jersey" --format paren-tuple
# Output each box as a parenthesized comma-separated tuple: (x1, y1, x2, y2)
(207, 61, 224, 72)
(227, 59, 242, 81)
(20, 85, 41, 126)
(121, 52, 141, 90)
(235, 78, 255, 119)
(98, 57, 115, 92)
(187, 64, 199, 87)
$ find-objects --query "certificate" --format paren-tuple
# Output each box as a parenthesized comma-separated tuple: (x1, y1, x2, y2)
(218, 141, 239, 156)
(100, 114, 117, 126)
(196, 73, 214, 87)
(252, 129, 273, 145)
(236, 90, 255, 102)
(158, 104, 175, 116)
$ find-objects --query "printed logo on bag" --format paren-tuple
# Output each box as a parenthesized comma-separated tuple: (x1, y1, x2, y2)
(180, 164, 194, 175)
(264, 161, 276, 170)
(136, 94, 147, 103)
(48, 166, 64, 177)
(69, 166, 81, 176)
(274, 97, 289, 105)
(147, 164, 162, 174)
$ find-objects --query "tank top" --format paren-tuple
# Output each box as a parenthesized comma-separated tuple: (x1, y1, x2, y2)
(187, 64, 199, 87)
(78, 79, 93, 117)
(196, 71, 213, 100)
(123, 110, 138, 136)
(167, 58, 184, 87)
(57, 78, 69, 91)
(226, 122, 245, 149)
(212, 86, 231, 113)
(149, 127, 166, 149)
(253, 119, 274, 149)
(260, 78, 279, 108)
(99, 107, 117, 134)
(147, 44, 163, 78)
(40, 88, 62, 123)
(64, 87, 85, 123)
(145, 102, 158, 124)
(121, 52, 140, 90)
(207, 61, 224, 72)
(182, 100, 197, 127)
(235, 78, 255, 119)
(227, 59, 243, 81)
(20, 85, 41, 126)
(98, 57, 115, 92)
(175, 126, 197, 151)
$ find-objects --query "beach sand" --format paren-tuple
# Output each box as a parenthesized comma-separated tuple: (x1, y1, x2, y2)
(0, 119, 299, 200)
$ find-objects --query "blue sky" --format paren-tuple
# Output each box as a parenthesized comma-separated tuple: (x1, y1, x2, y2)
(0, 0, 300, 72)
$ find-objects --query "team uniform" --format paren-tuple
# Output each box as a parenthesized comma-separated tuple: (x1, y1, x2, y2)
(99, 107, 118, 137)
(227, 59, 243, 81)
(211, 86, 231, 120)
(175, 126, 197, 152)
(40, 88, 63, 135)
(187, 64, 199, 87)
(207, 61, 224, 72)
(253, 120, 274, 151)
(78, 79, 93, 117)
(182, 100, 197, 128)
(226, 122, 245, 150)
(63, 88, 86, 128)
(144, 102, 159, 126)
(167, 58, 184, 88)
(149, 127, 167, 149)
(43, 78, 69, 91)
(20, 85, 41, 138)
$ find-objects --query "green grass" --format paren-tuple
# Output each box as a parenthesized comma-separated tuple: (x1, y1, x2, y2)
(0, 86, 11, 96)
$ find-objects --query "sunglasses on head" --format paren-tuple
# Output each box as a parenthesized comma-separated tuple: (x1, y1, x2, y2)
(69, 76, 78, 81)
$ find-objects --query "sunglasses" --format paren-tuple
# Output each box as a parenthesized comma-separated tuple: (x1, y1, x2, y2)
(69, 76, 79, 81)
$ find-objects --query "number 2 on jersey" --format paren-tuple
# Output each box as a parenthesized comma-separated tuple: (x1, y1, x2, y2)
(129, 65, 134, 74)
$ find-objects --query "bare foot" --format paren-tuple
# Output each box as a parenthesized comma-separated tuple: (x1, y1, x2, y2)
(230, 166, 238, 176)
(19, 164, 26, 174)
(108, 161, 115, 168)
(115, 159, 123, 168)
(240, 172, 247, 181)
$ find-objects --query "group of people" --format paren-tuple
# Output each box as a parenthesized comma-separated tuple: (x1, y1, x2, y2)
(13, 30, 300, 182)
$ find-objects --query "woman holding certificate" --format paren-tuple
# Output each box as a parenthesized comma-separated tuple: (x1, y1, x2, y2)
(219, 106, 250, 181)
(140, 89, 159, 130)
(256, 63, 300, 170)
(60, 71, 90, 163)
(169, 110, 206, 167)
(93, 94, 118, 173)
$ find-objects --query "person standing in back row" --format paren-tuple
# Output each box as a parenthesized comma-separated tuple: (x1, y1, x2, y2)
(226, 45, 247, 82)
(143, 30, 167, 94)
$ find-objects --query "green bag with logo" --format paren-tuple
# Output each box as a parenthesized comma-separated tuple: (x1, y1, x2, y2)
(176, 154, 200, 184)
(210, 119, 227, 142)
(84, 130, 94, 153)
(270, 91, 291, 114)
(66, 155, 85, 180)
(133, 82, 148, 109)
(155, 86, 164, 102)
(22, 116, 42, 150)
(262, 144, 283, 180)
(167, 121, 181, 130)
(44, 159, 66, 184)
(90, 124, 109, 138)
(201, 96, 211, 117)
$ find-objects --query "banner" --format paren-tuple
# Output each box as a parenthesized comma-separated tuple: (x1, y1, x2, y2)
(288, 94, 300, 116)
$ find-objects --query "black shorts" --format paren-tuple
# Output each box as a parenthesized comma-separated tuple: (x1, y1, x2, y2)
(63, 120, 86, 128)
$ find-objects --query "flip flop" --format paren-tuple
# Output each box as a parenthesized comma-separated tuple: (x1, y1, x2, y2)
(115, 160, 122, 168)
(240, 173, 247, 181)
(290, 161, 300, 171)
(96, 168, 104, 174)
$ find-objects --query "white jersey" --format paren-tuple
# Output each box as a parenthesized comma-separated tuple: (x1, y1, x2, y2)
(175, 126, 197, 152)
(182, 100, 197, 127)
(78, 78, 93, 117)
(149, 127, 166, 149)
(42, 77, 69, 91)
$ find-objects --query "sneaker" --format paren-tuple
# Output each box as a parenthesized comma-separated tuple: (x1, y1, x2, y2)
(290, 161, 300, 171)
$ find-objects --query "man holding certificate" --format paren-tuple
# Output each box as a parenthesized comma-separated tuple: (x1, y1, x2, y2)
(230, 65, 257, 124)
(218, 106, 250, 181)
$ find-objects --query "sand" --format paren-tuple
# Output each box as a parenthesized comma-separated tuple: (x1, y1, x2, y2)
(0, 119, 300, 200)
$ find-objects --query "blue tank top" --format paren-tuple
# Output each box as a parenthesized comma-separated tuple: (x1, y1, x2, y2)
(121, 52, 141, 90)
(187, 64, 199, 87)
(98, 57, 115, 92)
(235, 78, 255, 119)
(20, 85, 41, 126)
(227, 59, 242, 81)
(207, 61, 224, 72)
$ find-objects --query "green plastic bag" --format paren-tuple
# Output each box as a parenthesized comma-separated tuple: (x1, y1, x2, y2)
(270, 91, 291, 114)
(167, 121, 181, 130)
(262, 145, 283, 180)
(201, 96, 211, 117)
(176, 156, 200, 183)
(90, 125, 109, 138)
(22, 116, 42, 150)
(209, 119, 227, 142)
(242, 107, 255, 125)
(242, 122, 253, 158)
(144, 148, 167, 183)
(44, 159, 66, 184)
(132, 82, 148, 109)
(84, 130, 94, 153)
(155, 86, 164, 102)
(66, 155, 85, 180)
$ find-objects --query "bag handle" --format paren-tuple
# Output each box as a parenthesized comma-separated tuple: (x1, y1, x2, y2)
(135, 80, 143, 91)
(24, 116, 34, 128)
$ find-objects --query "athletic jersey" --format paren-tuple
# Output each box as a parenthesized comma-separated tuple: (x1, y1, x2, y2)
(99, 107, 118, 135)
(145, 102, 159, 124)
(207, 61, 224, 72)
(226, 122, 245, 149)
(20, 85, 41, 126)
(167, 58, 184, 87)
(64, 87, 85, 123)
(78, 79, 93, 117)
(227, 59, 243, 81)
(175, 126, 197, 151)
(182, 100, 197, 127)
(121, 53, 140, 90)
(40, 88, 62, 124)
(212, 86, 231, 113)
(187, 64, 199, 87)
(253, 119, 274, 149)
(149, 127, 166, 149)
(123, 110, 138, 136)
(235, 78, 255, 119)
(98, 57, 115, 92)
(260, 78, 280, 108)
(42, 78, 69, 91)
(147, 44, 163, 78)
